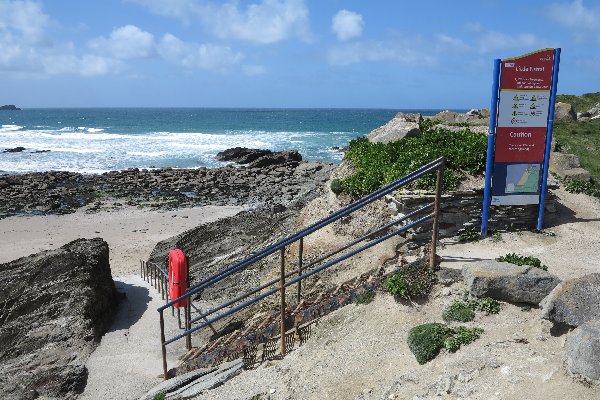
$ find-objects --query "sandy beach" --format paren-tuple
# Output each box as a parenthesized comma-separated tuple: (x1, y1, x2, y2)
(0, 204, 244, 276)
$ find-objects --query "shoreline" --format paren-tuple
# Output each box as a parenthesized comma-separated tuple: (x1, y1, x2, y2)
(0, 204, 244, 276)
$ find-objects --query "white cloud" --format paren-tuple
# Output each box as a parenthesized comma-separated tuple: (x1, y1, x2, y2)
(42, 54, 124, 76)
(157, 33, 243, 70)
(331, 10, 363, 41)
(89, 25, 155, 59)
(328, 37, 436, 66)
(546, 0, 600, 42)
(0, 0, 50, 42)
(476, 31, 546, 54)
(130, 0, 312, 44)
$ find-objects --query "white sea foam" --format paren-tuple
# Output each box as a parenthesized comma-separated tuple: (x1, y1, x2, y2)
(87, 128, 105, 133)
(126, 151, 166, 157)
(0, 124, 23, 132)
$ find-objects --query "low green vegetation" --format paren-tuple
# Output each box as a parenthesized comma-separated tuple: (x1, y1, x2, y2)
(383, 262, 436, 301)
(496, 253, 548, 271)
(407, 323, 484, 364)
(443, 297, 500, 322)
(339, 122, 487, 196)
(442, 301, 475, 322)
(354, 289, 375, 305)
(153, 393, 166, 400)
(553, 118, 600, 193)
(458, 227, 480, 243)
(564, 179, 600, 197)
(329, 178, 344, 194)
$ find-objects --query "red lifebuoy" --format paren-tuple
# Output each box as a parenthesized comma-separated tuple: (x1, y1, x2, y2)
(168, 249, 188, 307)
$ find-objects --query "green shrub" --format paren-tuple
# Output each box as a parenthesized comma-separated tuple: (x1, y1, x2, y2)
(384, 262, 436, 300)
(407, 323, 483, 364)
(153, 393, 166, 400)
(496, 253, 548, 271)
(564, 179, 600, 197)
(354, 289, 375, 305)
(476, 297, 500, 315)
(443, 301, 475, 322)
(330, 178, 344, 195)
(339, 125, 487, 196)
(458, 227, 480, 243)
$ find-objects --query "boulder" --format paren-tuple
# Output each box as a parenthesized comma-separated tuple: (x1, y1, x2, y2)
(368, 112, 422, 144)
(248, 150, 302, 167)
(215, 147, 272, 164)
(3, 146, 26, 153)
(0, 238, 118, 399)
(554, 102, 577, 121)
(587, 103, 600, 118)
(565, 320, 600, 384)
(549, 152, 591, 181)
(540, 273, 600, 327)
(462, 260, 561, 304)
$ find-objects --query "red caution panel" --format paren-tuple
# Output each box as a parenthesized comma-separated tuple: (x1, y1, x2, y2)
(168, 249, 188, 307)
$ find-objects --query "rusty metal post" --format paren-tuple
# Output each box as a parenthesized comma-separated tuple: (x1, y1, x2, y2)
(159, 310, 168, 380)
(160, 274, 164, 300)
(279, 247, 286, 355)
(296, 237, 303, 303)
(185, 299, 192, 350)
(142, 260, 145, 280)
(430, 158, 445, 270)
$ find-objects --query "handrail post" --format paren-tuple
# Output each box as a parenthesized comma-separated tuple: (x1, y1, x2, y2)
(159, 310, 168, 380)
(279, 247, 286, 355)
(297, 238, 303, 303)
(185, 300, 192, 350)
(430, 159, 445, 270)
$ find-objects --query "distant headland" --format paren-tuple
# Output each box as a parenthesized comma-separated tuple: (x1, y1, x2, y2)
(0, 104, 20, 110)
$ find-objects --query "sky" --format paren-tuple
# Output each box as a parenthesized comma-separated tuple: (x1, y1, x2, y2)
(0, 0, 599, 109)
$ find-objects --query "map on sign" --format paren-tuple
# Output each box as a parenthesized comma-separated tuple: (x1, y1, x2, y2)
(505, 163, 541, 193)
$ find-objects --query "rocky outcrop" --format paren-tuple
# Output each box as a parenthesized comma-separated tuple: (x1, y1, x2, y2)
(0, 160, 333, 219)
(462, 260, 561, 304)
(431, 109, 490, 126)
(540, 273, 600, 327)
(368, 112, 422, 144)
(3, 146, 26, 153)
(554, 102, 577, 121)
(0, 238, 118, 399)
(0, 104, 20, 110)
(565, 320, 600, 385)
(549, 152, 592, 182)
(216, 148, 272, 164)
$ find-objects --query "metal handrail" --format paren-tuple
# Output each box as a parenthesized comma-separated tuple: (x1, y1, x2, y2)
(159, 157, 443, 312)
(157, 157, 445, 378)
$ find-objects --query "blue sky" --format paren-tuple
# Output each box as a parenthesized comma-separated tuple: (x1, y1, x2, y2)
(0, 0, 598, 108)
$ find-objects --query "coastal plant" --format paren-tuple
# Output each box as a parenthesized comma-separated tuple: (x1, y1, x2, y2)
(442, 301, 475, 322)
(553, 118, 600, 184)
(340, 125, 487, 196)
(474, 297, 500, 315)
(383, 262, 436, 301)
(153, 393, 166, 400)
(354, 289, 375, 305)
(564, 179, 600, 198)
(496, 253, 548, 271)
(330, 178, 344, 195)
(407, 323, 484, 364)
(458, 227, 480, 243)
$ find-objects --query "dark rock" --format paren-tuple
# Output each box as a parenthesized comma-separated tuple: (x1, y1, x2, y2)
(248, 150, 302, 168)
(462, 260, 561, 304)
(3, 146, 26, 153)
(0, 238, 118, 399)
(565, 320, 600, 384)
(540, 273, 600, 327)
(215, 147, 272, 164)
(0, 104, 20, 110)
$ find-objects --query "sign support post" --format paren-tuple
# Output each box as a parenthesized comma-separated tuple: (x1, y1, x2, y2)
(536, 48, 561, 231)
(481, 59, 501, 238)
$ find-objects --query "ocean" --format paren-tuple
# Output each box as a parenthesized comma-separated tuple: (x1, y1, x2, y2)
(0, 108, 450, 174)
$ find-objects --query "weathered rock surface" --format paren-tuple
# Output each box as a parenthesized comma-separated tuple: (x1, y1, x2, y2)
(431, 109, 490, 126)
(549, 152, 591, 182)
(462, 260, 561, 304)
(565, 320, 600, 384)
(3, 146, 26, 153)
(555, 102, 577, 121)
(368, 112, 422, 144)
(540, 273, 600, 327)
(215, 147, 272, 164)
(0, 160, 332, 219)
(0, 238, 118, 399)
